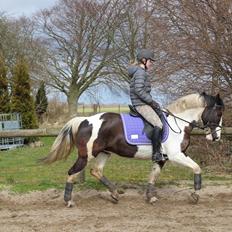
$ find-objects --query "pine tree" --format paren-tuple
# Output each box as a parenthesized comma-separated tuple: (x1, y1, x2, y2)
(35, 81, 48, 123)
(11, 58, 38, 133)
(0, 55, 10, 113)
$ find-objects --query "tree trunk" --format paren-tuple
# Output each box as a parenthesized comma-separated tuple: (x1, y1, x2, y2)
(67, 86, 79, 118)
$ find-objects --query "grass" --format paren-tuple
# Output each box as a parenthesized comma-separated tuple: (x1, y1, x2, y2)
(0, 137, 231, 193)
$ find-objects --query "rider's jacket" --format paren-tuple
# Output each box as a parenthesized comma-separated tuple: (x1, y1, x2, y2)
(128, 65, 153, 106)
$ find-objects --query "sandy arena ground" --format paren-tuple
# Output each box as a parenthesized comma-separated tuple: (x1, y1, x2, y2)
(0, 185, 231, 232)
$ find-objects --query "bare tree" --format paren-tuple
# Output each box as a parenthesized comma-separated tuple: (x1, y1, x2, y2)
(110, 0, 158, 84)
(154, 0, 232, 100)
(36, 0, 125, 116)
(2, 0, 232, 107)
(0, 14, 46, 92)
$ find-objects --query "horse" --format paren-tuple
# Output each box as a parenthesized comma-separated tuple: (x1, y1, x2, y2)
(41, 92, 224, 207)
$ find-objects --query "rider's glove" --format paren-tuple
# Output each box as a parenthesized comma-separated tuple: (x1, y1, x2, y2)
(150, 100, 163, 119)
(150, 100, 161, 110)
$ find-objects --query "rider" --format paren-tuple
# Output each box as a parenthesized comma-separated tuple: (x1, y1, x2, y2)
(128, 48, 164, 162)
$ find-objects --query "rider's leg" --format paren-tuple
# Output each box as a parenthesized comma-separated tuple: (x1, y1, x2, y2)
(135, 105, 164, 162)
(151, 126, 165, 162)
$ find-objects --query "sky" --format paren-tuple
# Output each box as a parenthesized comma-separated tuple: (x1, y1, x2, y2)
(0, 0, 166, 105)
(0, 0, 56, 17)
(0, 0, 131, 104)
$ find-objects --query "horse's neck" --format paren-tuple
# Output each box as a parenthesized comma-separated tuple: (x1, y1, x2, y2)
(172, 107, 205, 125)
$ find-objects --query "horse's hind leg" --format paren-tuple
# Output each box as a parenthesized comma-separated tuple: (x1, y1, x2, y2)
(64, 155, 88, 207)
(146, 161, 166, 204)
(90, 152, 119, 203)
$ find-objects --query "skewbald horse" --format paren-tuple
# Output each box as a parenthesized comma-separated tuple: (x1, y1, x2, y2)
(42, 92, 224, 207)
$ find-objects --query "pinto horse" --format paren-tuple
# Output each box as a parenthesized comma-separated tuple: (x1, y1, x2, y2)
(42, 92, 224, 207)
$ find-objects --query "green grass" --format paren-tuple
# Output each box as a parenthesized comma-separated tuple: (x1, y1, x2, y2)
(0, 137, 231, 193)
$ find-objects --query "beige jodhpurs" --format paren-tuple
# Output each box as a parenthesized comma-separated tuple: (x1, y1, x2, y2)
(135, 105, 162, 128)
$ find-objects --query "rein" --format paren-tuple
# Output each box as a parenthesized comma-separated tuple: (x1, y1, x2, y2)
(159, 108, 222, 135)
(159, 108, 205, 134)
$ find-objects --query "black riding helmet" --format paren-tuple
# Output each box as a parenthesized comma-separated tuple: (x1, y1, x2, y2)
(137, 48, 155, 62)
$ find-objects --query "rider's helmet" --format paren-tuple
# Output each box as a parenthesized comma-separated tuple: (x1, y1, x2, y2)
(136, 48, 155, 62)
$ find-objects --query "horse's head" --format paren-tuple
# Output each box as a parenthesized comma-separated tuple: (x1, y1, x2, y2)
(201, 93, 224, 141)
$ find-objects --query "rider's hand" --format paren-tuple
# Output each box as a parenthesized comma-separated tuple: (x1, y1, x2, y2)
(150, 101, 163, 120)
(150, 100, 160, 110)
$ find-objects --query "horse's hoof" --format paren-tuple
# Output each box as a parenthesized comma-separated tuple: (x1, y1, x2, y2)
(190, 192, 199, 204)
(117, 188, 125, 194)
(149, 196, 158, 205)
(66, 200, 75, 208)
(111, 192, 119, 203)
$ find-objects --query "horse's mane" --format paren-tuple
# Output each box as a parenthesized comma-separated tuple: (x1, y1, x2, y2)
(166, 93, 205, 114)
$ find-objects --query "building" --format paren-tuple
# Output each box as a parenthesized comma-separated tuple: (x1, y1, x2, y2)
(0, 113, 24, 150)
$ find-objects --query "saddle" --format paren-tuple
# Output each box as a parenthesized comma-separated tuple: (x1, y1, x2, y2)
(120, 105, 169, 145)
(128, 105, 154, 140)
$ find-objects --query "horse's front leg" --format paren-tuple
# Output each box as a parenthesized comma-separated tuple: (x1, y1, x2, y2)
(90, 152, 119, 203)
(146, 161, 166, 204)
(169, 152, 202, 203)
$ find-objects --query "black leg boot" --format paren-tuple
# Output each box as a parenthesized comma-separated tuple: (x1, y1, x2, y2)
(151, 126, 164, 162)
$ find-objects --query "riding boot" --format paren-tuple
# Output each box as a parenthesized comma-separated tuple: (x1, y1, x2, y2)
(151, 126, 165, 162)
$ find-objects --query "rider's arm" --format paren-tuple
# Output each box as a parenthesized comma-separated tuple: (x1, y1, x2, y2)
(133, 71, 153, 105)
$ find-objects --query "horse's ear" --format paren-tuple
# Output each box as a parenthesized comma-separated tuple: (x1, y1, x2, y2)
(215, 93, 224, 108)
(201, 91, 206, 96)
(216, 93, 220, 100)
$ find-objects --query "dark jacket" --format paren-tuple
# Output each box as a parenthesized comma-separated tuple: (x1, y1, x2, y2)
(128, 65, 153, 106)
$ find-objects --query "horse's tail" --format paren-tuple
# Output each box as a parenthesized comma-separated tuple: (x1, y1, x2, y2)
(40, 117, 83, 164)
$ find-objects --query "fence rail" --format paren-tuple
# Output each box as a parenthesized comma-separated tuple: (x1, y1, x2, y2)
(0, 128, 61, 138)
(0, 127, 232, 138)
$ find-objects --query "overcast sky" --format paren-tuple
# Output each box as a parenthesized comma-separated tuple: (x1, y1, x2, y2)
(0, 0, 56, 17)
(0, 0, 168, 105)
(0, 0, 131, 104)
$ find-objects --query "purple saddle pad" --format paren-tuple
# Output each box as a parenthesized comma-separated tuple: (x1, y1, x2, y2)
(120, 113, 169, 145)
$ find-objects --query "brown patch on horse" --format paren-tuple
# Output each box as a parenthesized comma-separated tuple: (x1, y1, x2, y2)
(92, 113, 138, 158)
(68, 156, 88, 175)
(181, 124, 193, 153)
(74, 119, 93, 156)
(68, 120, 92, 175)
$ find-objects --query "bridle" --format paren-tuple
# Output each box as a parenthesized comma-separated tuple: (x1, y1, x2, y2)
(158, 108, 223, 135)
